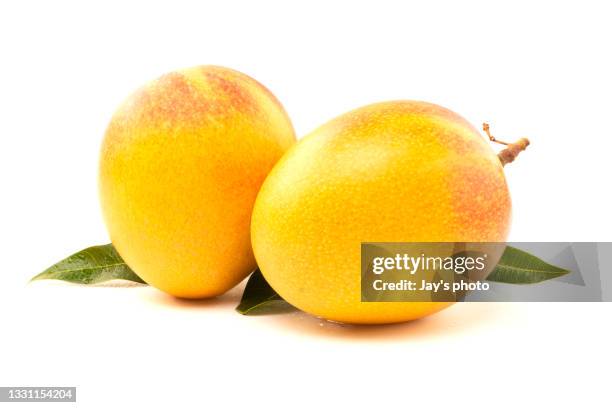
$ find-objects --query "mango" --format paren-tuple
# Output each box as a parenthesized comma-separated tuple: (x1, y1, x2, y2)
(99, 66, 295, 298)
(251, 101, 511, 324)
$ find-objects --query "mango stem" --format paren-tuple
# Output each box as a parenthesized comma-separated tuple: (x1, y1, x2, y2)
(482, 123, 530, 166)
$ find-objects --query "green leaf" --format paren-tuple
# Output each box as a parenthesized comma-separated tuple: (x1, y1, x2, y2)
(31, 244, 146, 284)
(486, 245, 570, 284)
(236, 269, 294, 315)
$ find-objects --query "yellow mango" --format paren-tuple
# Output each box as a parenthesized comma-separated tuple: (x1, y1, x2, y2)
(251, 101, 511, 324)
(100, 66, 295, 298)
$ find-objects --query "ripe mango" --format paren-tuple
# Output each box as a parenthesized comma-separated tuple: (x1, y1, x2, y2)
(99, 66, 295, 298)
(251, 101, 511, 324)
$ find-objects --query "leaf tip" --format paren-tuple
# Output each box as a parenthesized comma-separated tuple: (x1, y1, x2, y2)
(29, 271, 49, 283)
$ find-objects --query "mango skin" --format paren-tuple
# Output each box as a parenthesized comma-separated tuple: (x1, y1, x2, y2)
(251, 101, 511, 324)
(100, 66, 295, 298)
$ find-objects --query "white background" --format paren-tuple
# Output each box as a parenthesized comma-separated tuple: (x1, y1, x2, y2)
(1, 1, 611, 407)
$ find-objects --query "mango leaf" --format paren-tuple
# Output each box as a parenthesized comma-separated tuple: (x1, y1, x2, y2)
(486, 246, 570, 284)
(236, 269, 294, 315)
(31, 244, 146, 284)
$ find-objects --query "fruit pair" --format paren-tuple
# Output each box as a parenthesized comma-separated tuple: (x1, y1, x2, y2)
(100, 65, 513, 324)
